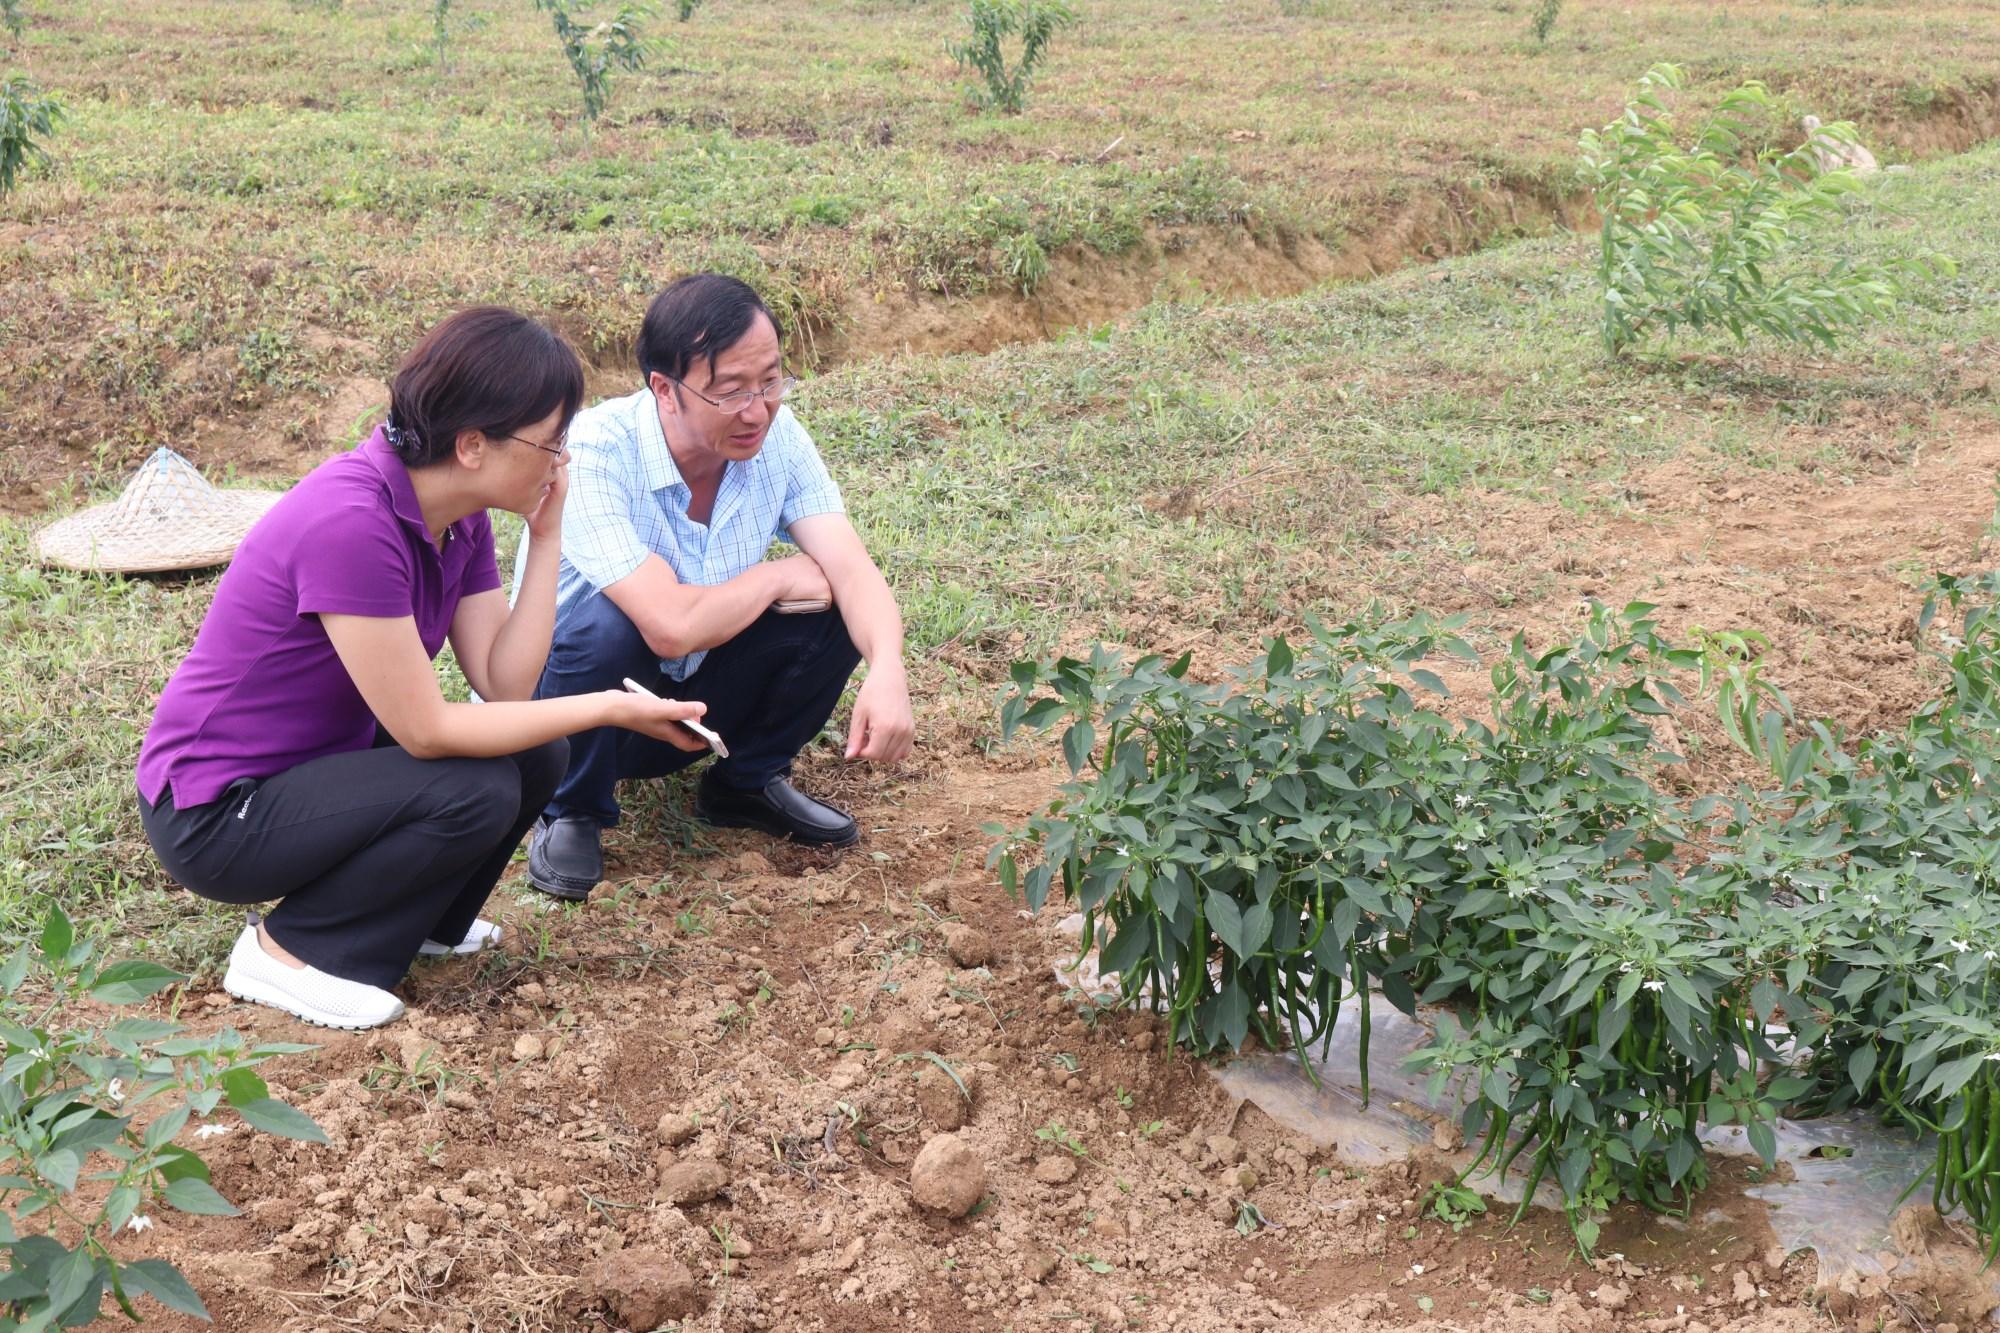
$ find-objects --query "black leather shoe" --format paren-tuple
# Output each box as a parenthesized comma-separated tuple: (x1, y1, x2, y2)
(694, 772, 859, 848)
(527, 815, 603, 901)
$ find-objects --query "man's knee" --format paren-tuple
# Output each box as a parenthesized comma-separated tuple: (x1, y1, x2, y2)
(540, 593, 657, 698)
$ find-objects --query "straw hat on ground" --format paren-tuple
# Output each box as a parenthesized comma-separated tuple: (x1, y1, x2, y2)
(33, 447, 284, 574)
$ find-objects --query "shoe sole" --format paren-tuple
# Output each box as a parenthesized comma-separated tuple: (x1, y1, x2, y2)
(526, 864, 596, 901)
(694, 803, 860, 849)
(223, 972, 404, 1030)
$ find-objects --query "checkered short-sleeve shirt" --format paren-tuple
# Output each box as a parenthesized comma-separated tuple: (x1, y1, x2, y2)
(528, 388, 845, 680)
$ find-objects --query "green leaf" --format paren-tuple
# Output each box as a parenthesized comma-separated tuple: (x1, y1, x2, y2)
(1206, 894, 1247, 959)
(1407, 668, 1450, 696)
(1847, 1044, 1879, 1097)
(0, 946, 31, 997)
(234, 1098, 329, 1145)
(1745, 1118, 1777, 1167)
(1665, 1136, 1696, 1185)
(153, 1144, 210, 1185)
(120, 1260, 211, 1322)
(40, 905, 74, 966)
(1239, 903, 1273, 956)
(1060, 721, 1095, 777)
(162, 1177, 240, 1217)
(34, 1148, 79, 1192)
(1266, 635, 1294, 677)
(88, 962, 186, 1005)
(219, 1067, 269, 1107)
(102, 1185, 140, 1233)
(43, 1248, 94, 1323)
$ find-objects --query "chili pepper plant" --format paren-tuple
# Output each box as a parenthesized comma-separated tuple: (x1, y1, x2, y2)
(993, 583, 2000, 1256)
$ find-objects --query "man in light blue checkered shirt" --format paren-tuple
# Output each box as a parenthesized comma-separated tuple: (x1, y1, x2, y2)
(526, 275, 914, 900)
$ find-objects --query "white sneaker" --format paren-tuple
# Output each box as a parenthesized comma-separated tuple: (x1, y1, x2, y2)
(221, 925, 406, 1029)
(417, 917, 503, 957)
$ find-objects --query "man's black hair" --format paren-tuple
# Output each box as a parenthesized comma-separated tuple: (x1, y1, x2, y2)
(636, 273, 783, 386)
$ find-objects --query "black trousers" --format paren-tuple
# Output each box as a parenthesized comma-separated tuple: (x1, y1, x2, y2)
(535, 597, 862, 827)
(138, 737, 567, 989)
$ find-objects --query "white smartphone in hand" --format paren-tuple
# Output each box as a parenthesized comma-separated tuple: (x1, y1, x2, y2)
(621, 677, 728, 758)
(775, 598, 831, 614)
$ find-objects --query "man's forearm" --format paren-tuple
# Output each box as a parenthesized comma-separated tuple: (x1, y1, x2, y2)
(634, 563, 785, 660)
(827, 563, 905, 670)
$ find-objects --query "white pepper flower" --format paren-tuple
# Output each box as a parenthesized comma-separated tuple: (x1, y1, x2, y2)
(127, 1215, 154, 1234)
(106, 1079, 125, 1104)
(195, 1124, 231, 1140)
(1642, 980, 1664, 992)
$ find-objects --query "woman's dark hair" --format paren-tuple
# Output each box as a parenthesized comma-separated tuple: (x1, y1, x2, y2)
(636, 274, 783, 386)
(385, 307, 585, 468)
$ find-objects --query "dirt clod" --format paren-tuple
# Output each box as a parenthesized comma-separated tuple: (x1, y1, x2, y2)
(914, 1062, 977, 1130)
(511, 1033, 544, 1061)
(656, 1112, 697, 1146)
(909, 1133, 987, 1217)
(584, 1247, 702, 1327)
(941, 922, 993, 968)
(1033, 1156, 1077, 1185)
(658, 1158, 728, 1206)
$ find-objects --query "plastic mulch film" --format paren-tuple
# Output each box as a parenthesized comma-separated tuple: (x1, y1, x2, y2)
(1052, 919, 1972, 1291)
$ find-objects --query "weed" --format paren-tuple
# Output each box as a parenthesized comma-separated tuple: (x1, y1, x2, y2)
(1034, 1120, 1088, 1158)
(1424, 1182, 1489, 1232)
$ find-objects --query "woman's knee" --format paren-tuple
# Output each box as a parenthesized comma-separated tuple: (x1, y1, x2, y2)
(420, 757, 524, 840)
(514, 736, 570, 811)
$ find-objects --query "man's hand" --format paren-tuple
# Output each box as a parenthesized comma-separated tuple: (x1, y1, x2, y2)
(845, 664, 915, 763)
(769, 553, 832, 606)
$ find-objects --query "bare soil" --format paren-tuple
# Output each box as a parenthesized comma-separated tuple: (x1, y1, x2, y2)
(91, 415, 2000, 1333)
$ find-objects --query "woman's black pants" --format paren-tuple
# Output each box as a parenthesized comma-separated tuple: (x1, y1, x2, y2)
(137, 737, 568, 989)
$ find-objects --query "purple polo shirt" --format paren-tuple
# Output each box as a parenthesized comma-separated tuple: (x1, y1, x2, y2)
(136, 428, 501, 809)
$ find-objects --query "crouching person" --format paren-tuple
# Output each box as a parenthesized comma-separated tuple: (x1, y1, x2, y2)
(137, 308, 710, 1030)
(526, 273, 915, 901)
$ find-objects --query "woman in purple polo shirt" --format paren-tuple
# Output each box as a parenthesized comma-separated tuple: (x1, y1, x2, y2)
(137, 307, 709, 1030)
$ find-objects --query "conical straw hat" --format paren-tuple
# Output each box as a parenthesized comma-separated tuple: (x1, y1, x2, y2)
(33, 448, 284, 574)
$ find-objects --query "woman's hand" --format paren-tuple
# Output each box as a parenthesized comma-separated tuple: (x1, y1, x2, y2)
(602, 689, 711, 751)
(524, 458, 569, 545)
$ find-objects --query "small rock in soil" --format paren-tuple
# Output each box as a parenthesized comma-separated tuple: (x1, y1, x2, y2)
(656, 1112, 697, 1146)
(1026, 1252, 1061, 1283)
(941, 923, 993, 968)
(512, 1033, 545, 1061)
(1732, 1269, 1757, 1304)
(1206, 1134, 1243, 1165)
(910, 1134, 987, 1217)
(658, 1159, 728, 1206)
(1033, 1156, 1078, 1185)
(585, 1248, 702, 1327)
(1593, 1282, 1631, 1311)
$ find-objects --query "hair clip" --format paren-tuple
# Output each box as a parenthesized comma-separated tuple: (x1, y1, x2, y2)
(382, 419, 422, 455)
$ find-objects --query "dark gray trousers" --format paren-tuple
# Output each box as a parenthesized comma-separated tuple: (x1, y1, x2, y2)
(138, 737, 567, 988)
